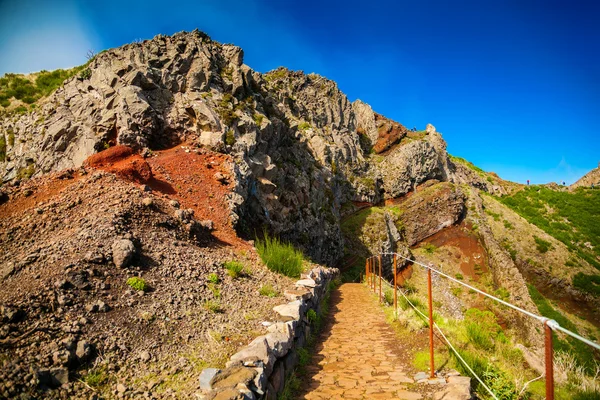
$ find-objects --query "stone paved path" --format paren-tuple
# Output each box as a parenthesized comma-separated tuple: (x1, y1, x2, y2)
(297, 283, 423, 399)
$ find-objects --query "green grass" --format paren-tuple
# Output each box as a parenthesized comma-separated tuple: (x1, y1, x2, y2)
(224, 261, 244, 278)
(422, 243, 437, 254)
(258, 284, 278, 297)
(298, 121, 311, 131)
(207, 273, 220, 284)
(0, 66, 90, 110)
(256, 232, 304, 278)
(572, 272, 600, 296)
(203, 300, 222, 313)
(126, 277, 149, 292)
(464, 308, 505, 350)
(533, 236, 552, 253)
(499, 186, 600, 271)
(455, 273, 464, 280)
(449, 155, 486, 175)
(0, 134, 5, 162)
(527, 284, 597, 372)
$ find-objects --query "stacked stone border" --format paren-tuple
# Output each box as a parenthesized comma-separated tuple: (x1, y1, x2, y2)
(198, 266, 339, 399)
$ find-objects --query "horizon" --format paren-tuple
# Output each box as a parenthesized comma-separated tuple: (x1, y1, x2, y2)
(1, 0, 598, 185)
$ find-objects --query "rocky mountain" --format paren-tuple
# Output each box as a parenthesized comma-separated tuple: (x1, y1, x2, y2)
(0, 30, 598, 399)
(570, 163, 600, 189)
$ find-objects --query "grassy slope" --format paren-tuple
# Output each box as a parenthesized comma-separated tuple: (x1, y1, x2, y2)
(0, 63, 91, 115)
(497, 187, 600, 296)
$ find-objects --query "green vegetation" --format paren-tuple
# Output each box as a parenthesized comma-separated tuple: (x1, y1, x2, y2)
(264, 68, 288, 82)
(485, 209, 502, 221)
(307, 309, 317, 324)
(84, 366, 111, 388)
(208, 273, 220, 284)
(203, 300, 222, 313)
(224, 261, 244, 278)
(298, 121, 311, 131)
(503, 220, 514, 230)
(0, 66, 90, 110)
(253, 113, 264, 126)
(449, 155, 486, 175)
(0, 135, 5, 162)
(455, 273, 464, 280)
(527, 284, 596, 372)
(499, 186, 600, 271)
(422, 243, 437, 254)
(126, 277, 148, 292)
(464, 308, 506, 350)
(256, 232, 304, 278)
(384, 288, 394, 305)
(258, 284, 278, 297)
(572, 272, 600, 296)
(533, 236, 552, 253)
(224, 129, 235, 146)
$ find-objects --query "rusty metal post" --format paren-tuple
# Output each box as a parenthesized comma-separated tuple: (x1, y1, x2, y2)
(378, 255, 382, 303)
(365, 260, 368, 284)
(427, 268, 435, 378)
(393, 254, 398, 315)
(545, 321, 555, 400)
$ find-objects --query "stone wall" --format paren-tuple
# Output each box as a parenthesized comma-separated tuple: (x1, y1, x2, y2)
(197, 266, 339, 399)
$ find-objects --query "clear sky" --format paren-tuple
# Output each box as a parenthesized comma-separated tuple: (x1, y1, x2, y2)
(1, 0, 598, 184)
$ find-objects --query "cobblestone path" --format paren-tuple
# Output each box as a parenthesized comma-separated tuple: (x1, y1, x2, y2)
(297, 283, 423, 399)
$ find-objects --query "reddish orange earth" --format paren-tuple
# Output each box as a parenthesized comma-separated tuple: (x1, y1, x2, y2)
(86, 144, 249, 248)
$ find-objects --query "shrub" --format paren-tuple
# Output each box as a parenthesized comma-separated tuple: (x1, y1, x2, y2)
(533, 236, 552, 253)
(297, 347, 310, 366)
(126, 277, 148, 292)
(224, 261, 244, 278)
(258, 284, 278, 297)
(384, 289, 394, 305)
(503, 220, 514, 230)
(203, 300, 222, 313)
(298, 121, 311, 131)
(208, 273, 219, 284)
(0, 135, 5, 162)
(256, 232, 304, 278)
(464, 308, 503, 350)
(307, 309, 317, 324)
(455, 273, 464, 280)
(422, 243, 437, 254)
(572, 273, 600, 296)
(225, 129, 235, 146)
(253, 113, 264, 126)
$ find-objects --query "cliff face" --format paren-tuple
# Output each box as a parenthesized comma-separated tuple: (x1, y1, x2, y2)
(0, 30, 489, 264)
(570, 165, 600, 189)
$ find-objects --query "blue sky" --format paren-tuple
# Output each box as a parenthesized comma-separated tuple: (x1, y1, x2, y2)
(1, 0, 598, 184)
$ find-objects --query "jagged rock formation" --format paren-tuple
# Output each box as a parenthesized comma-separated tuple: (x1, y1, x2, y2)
(0, 30, 492, 264)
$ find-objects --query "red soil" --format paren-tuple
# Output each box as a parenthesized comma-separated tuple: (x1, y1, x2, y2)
(418, 221, 488, 281)
(86, 144, 248, 248)
(84, 145, 152, 184)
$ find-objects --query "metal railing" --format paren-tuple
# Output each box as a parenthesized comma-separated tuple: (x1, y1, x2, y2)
(364, 252, 600, 400)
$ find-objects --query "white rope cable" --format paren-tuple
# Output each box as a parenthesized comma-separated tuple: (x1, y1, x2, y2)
(367, 253, 600, 351)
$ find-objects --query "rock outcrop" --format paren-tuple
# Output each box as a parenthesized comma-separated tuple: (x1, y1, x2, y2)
(0, 30, 494, 264)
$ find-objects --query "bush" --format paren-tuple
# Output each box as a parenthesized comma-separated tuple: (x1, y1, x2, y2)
(422, 243, 437, 254)
(253, 113, 264, 126)
(464, 308, 503, 350)
(256, 232, 304, 278)
(533, 235, 552, 253)
(258, 284, 278, 297)
(225, 129, 235, 146)
(208, 273, 219, 284)
(224, 260, 244, 278)
(126, 277, 148, 292)
(203, 300, 222, 313)
(572, 273, 600, 296)
(0, 135, 5, 162)
(307, 309, 317, 324)
(384, 289, 394, 305)
(298, 121, 311, 131)
(455, 273, 464, 280)
(297, 347, 310, 366)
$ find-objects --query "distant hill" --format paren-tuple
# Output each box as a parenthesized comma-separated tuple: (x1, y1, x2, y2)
(570, 164, 600, 189)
